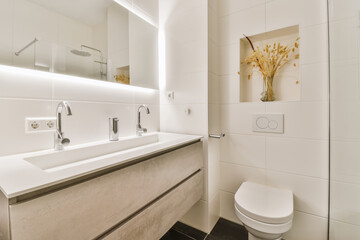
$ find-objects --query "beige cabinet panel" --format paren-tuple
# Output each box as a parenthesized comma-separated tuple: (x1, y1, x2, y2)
(103, 170, 203, 240)
(0, 192, 10, 240)
(10, 142, 203, 240)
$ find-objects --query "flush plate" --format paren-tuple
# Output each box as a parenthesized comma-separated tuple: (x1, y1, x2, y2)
(252, 114, 284, 133)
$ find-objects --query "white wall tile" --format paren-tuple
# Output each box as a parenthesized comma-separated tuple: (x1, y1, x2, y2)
(221, 134, 266, 168)
(284, 211, 328, 240)
(208, 193, 220, 231)
(218, 44, 239, 75)
(208, 104, 220, 133)
(219, 74, 239, 104)
(300, 24, 328, 65)
(331, 100, 360, 140)
(218, 5, 266, 45)
(218, 0, 265, 18)
(208, 7, 219, 44)
(162, 1, 207, 45)
(301, 62, 329, 101)
(267, 137, 328, 179)
(220, 102, 266, 134)
(267, 170, 329, 217)
(330, 181, 360, 225)
(266, 0, 327, 31)
(330, 220, 360, 240)
(162, 71, 208, 105)
(329, 17, 358, 62)
(133, 88, 160, 105)
(219, 190, 242, 224)
(331, 140, 360, 184)
(265, 101, 328, 140)
(165, 38, 207, 77)
(208, 73, 219, 105)
(330, 60, 359, 101)
(160, 103, 208, 135)
(208, 139, 220, 201)
(328, 0, 360, 21)
(61, 101, 135, 146)
(0, 99, 53, 156)
(180, 199, 209, 233)
(220, 162, 266, 193)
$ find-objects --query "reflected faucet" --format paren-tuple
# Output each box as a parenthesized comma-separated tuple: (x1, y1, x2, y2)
(55, 101, 72, 151)
(136, 104, 150, 136)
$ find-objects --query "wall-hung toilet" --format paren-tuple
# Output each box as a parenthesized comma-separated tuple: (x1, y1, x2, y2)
(234, 182, 293, 240)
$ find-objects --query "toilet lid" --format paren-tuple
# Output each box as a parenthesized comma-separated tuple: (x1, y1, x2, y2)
(235, 182, 293, 224)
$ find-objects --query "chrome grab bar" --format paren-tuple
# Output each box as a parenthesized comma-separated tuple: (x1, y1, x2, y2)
(209, 133, 225, 139)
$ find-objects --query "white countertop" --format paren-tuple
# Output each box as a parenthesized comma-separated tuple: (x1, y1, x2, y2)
(0, 132, 203, 199)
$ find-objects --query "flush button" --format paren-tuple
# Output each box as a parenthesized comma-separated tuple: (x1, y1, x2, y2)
(252, 114, 284, 133)
(256, 117, 269, 129)
(268, 120, 278, 129)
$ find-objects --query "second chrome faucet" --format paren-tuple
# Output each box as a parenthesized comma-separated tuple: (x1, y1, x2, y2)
(136, 104, 150, 136)
(109, 104, 150, 141)
(55, 101, 72, 151)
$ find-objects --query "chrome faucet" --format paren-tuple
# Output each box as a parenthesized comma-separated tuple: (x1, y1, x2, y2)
(55, 101, 72, 151)
(136, 104, 150, 136)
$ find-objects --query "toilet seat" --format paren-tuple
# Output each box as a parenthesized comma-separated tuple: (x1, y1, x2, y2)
(235, 182, 293, 224)
(235, 204, 292, 234)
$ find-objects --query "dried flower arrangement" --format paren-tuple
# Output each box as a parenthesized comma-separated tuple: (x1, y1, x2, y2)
(114, 73, 130, 85)
(242, 35, 300, 101)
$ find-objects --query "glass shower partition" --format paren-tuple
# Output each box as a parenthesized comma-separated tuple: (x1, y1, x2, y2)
(329, 0, 360, 239)
(32, 39, 108, 81)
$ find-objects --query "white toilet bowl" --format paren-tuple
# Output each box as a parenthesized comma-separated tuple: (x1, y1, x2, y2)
(234, 182, 293, 240)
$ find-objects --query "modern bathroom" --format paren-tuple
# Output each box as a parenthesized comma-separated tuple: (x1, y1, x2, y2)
(0, 0, 358, 239)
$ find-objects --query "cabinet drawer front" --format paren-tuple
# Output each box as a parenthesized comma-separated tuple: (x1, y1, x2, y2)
(103, 170, 203, 240)
(10, 142, 203, 240)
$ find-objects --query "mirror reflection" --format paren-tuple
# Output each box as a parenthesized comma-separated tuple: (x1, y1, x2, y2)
(0, 0, 158, 89)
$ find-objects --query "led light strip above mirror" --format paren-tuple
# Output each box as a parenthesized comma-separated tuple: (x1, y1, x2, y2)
(113, 0, 158, 27)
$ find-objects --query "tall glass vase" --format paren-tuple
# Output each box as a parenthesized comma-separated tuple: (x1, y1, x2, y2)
(261, 75, 275, 102)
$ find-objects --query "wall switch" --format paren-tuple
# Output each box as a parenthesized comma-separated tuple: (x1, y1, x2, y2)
(252, 114, 284, 133)
(25, 117, 56, 133)
(167, 91, 174, 100)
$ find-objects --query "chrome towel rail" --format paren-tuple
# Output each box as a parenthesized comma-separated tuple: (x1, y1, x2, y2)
(209, 133, 225, 139)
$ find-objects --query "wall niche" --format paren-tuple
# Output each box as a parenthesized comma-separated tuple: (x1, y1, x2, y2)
(239, 25, 300, 102)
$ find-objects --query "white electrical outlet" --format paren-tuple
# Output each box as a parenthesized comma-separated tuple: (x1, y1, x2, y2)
(25, 117, 56, 133)
(252, 114, 284, 133)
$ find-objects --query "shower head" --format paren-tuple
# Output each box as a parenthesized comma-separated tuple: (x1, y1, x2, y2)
(70, 49, 91, 57)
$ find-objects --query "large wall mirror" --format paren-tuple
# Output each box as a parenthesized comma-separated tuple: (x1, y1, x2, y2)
(0, 0, 159, 89)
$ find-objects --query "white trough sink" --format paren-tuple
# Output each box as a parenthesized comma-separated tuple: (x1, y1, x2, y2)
(25, 134, 159, 172)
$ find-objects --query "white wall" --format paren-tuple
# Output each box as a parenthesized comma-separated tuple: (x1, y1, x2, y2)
(0, 66, 159, 157)
(329, 0, 360, 238)
(159, 0, 212, 233)
(208, 0, 221, 232)
(216, 0, 329, 239)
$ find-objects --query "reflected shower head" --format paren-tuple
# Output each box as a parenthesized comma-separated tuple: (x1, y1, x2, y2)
(70, 49, 91, 57)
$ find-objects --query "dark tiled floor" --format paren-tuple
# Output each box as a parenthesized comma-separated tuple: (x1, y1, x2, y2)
(160, 218, 248, 240)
